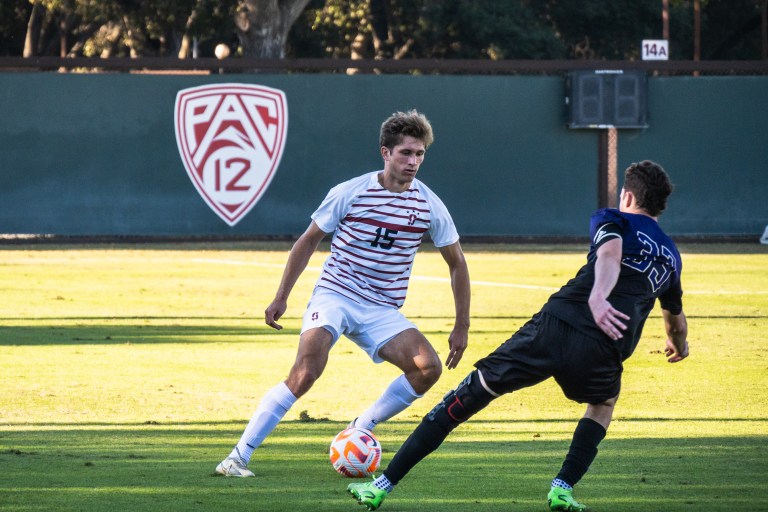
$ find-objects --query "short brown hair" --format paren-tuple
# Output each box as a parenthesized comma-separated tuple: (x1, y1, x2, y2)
(623, 160, 674, 216)
(379, 110, 434, 149)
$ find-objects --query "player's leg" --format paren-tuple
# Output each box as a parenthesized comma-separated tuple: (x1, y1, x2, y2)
(352, 328, 441, 430)
(216, 327, 333, 476)
(348, 370, 497, 509)
(348, 314, 560, 508)
(379, 328, 442, 394)
(553, 396, 615, 486)
(549, 321, 620, 510)
(548, 397, 614, 511)
(384, 369, 496, 481)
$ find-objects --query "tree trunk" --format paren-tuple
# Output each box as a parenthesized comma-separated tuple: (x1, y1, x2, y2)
(59, 16, 68, 58)
(762, 0, 767, 59)
(235, 0, 311, 58)
(370, 0, 392, 58)
(178, 1, 202, 59)
(23, 1, 45, 57)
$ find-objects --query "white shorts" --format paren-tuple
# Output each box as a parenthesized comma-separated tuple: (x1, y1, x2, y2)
(301, 288, 418, 363)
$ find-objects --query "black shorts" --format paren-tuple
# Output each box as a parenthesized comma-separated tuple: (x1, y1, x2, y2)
(474, 312, 623, 404)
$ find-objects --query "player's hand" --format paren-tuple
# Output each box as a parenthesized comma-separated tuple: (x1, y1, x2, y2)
(265, 299, 287, 330)
(589, 297, 630, 340)
(445, 327, 468, 370)
(665, 338, 689, 363)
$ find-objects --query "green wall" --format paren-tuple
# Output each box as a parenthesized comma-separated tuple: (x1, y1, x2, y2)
(0, 73, 765, 238)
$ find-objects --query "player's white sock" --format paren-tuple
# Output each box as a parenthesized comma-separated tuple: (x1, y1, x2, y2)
(551, 478, 573, 491)
(231, 381, 297, 463)
(373, 474, 394, 493)
(354, 374, 422, 431)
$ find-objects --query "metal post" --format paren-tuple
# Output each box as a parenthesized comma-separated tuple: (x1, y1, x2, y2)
(694, 0, 701, 76)
(597, 127, 618, 209)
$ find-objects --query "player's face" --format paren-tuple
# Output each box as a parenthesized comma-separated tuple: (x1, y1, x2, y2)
(381, 136, 426, 187)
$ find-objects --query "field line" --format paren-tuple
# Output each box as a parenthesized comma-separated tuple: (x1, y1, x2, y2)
(194, 257, 556, 291)
(192, 257, 768, 295)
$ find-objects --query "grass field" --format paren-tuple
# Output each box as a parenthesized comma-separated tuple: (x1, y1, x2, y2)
(1, 242, 767, 511)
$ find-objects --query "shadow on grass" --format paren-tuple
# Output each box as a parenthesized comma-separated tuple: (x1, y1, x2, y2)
(0, 323, 300, 346)
(1, 313, 763, 347)
(1, 417, 766, 428)
(0, 420, 765, 511)
(0, 320, 530, 346)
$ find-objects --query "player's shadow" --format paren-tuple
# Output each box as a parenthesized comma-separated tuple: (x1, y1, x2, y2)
(1, 421, 764, 511)
(0, 321, 299, 345)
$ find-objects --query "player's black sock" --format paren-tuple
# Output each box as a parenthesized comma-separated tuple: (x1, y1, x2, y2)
(383, 371, 495, 486)
(555, 417, 607, 486)
(383, 416, 450, 485)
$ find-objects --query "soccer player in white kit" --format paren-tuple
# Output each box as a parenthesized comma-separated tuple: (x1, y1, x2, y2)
(216, 110, 471, 477)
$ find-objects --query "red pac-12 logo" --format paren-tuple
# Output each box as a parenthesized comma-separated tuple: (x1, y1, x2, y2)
(174, 83, 288, 226)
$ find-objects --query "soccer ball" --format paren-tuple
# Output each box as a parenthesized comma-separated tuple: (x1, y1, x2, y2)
(329, 427, 382, 478)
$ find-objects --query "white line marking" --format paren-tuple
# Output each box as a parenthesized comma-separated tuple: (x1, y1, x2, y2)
(191, 258, 768, 295)
(413, 275, 557, 291)
(194, 258, 571, 292)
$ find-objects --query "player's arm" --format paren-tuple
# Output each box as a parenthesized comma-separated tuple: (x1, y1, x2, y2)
(588, 235, 631, 340)
(659, 271, 688, 363)
(662, 308, 689, 362)
(264, 221, 327, 330)
(438, 241, 471, 369)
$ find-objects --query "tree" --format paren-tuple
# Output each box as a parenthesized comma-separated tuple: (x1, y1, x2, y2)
(417, 0, 565, 59)
(235, 0, 311, 58)
(3, 0, 764, 61)
(290, 0, 563, 61)
(13, 0, 307, 60)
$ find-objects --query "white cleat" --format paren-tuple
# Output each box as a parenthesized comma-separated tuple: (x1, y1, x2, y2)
(215, 457, 255, 477)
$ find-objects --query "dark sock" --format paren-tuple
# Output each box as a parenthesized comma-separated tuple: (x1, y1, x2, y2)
(382, 371, 495, 486)
(555, 417, 607, 486)
(383, 417, 451, 485)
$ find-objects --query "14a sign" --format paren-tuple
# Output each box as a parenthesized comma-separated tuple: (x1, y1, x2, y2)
(641, 39, 669, 60)
(175, 84, 288, 226)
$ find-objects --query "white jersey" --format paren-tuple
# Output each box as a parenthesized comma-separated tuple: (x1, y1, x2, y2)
(311, 171, 459, 308)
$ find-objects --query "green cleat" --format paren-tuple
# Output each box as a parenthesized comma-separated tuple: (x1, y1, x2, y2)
(547, 486, 587, 511)
(347, 480, 387, 511)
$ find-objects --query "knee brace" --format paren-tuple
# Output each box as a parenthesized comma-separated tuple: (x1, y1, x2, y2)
(426, 370, 495, 432)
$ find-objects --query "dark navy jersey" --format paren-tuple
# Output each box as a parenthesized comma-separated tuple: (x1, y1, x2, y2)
(542, 208, 683, 361)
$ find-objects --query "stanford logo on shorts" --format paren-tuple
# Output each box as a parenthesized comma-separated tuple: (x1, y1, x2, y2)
(174, 83, 288, 226)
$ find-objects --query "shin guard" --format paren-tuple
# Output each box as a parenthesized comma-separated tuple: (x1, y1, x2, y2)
(427, 370, 496, 432)
(384, 371, 497, 485)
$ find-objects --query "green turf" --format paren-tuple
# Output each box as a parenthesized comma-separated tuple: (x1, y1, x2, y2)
(1, 243, 767, 511)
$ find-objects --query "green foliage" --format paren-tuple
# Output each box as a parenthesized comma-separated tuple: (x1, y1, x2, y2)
(702, 0, 765, 59)
(288, 0, 765, 61)
(416, 0, 566, 59)
(8, 0, 237, 58)
(534, 0, 661, 59)
(3, 0, 765, 60)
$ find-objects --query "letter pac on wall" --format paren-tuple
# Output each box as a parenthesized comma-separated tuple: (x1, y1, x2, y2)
(566, 70, 648, 129)
(174, 83, 288, 226)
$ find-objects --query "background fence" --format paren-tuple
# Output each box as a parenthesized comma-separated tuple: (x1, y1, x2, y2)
(1, 60, 766, 240)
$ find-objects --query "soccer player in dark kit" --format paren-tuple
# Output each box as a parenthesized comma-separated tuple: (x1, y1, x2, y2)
(347, 160, 690, 511)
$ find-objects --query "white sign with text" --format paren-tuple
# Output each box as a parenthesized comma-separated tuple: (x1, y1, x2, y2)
(642, 39, 669, 60)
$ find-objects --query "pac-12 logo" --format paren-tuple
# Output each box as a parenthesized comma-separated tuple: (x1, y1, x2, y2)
(174, 83, 288, 226)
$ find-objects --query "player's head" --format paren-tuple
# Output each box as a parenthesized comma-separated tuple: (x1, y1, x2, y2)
(379, 110, 434, 150)
(622, 160, 674, 217)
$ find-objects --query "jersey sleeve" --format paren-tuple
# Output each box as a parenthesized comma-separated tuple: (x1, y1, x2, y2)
(658, 271, 684, 314)
(424, 186, 459, 247)
(590, 209, 626, 240)
(310, 178, 360, 234)
(592, 221, 622, 249)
